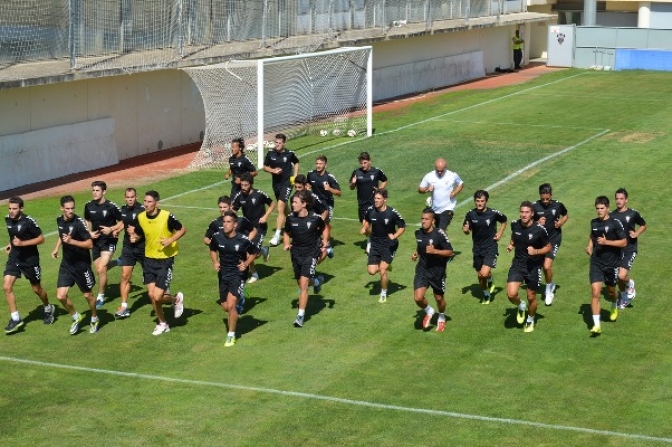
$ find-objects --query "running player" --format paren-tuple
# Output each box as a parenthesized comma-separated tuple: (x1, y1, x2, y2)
(349, 152, 387, 253)
(263, 133, 299, 247)
(209, 211, 255, 347)
(412, 208, 454, 332)
(611, 188, 647, 309)
(462, 190, 507, 304)
(224, 137, 257, 196)
(506, 201, 551, 333)
(84, 180, 122, 309)
(532, 183, 568, 306)
(361, 189, 405, 303)
(52, 195, 98, 334)
(307, 155, 341, 257)
(586, 196, 627, 336)
(3, 197, 54, 333)
(283, 190, 328, 328)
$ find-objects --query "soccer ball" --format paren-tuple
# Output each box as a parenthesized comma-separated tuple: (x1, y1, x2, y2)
(319, 129, 328, 137)
(332, 129, 341, 136)
(425, 196, 433, 207)
(347, 129, 357, 137)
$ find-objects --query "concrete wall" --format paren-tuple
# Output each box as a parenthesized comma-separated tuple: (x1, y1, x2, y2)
(0, 70, 205, 161)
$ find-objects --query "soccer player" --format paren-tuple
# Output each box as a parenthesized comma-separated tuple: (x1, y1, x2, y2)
(349, 151, 388, 253)
(412, 208, 454, 332)
(418, 158, 464, 231)
(3, 197, 54, 333)
(293, 174, 329, 261)
(611, 188, 647, 309)
(84, 180, 123, 309)
(586, 196, 627, 336)
(112, 188, 145, 318)
(283, 190, 328, 328)
(462, 190, 507, 304)
(307, 155, 341, 256)
(361, 189, 406, 303)
(136, 190, 186, 336)
(532, 183, 569, 306)
(209, 211, 255, 347)
(51, 195, 98, 335)
(263, 133, 299, 247)
(505, 201, 551, 333)
(224, 137, 257, 196)
(204, 196, 257, 246)
(232, 172, 274, 283)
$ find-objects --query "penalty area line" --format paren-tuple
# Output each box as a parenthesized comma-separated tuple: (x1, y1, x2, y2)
(1, 356, 670, 444)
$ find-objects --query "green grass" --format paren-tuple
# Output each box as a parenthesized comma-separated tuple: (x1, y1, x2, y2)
(2, 69, 672, 446)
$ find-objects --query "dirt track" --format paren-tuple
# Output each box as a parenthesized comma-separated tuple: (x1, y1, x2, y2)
(1, 63, 564, 202)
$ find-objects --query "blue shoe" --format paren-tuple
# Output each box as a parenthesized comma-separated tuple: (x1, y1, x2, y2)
(95, 298, 104, 309)
(326, 246, 334, 258)
(236, 294, 246, 315)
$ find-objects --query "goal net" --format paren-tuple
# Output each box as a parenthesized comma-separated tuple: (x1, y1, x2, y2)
(183, 46, 372, 169)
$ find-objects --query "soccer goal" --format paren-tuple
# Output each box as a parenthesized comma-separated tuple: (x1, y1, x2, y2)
(183, 46, 372, 169)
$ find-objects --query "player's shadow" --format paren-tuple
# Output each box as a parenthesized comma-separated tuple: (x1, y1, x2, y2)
(290, 290, 336, 324)
(238, 296, 267, 314)
(579, 301, 616, 329)
(502, 307, 546, 329)
(353, 239, 368, 251)
(225, 315, 268, 338)
(412, 310, 453, 331)
(169, 307, 203, 328)
(364, 280, 407, 297)
(127, 290, 152, 315)
(252, 264, 283, 280)
(329, 238, 345, 249)
(461, 283, 501, 304)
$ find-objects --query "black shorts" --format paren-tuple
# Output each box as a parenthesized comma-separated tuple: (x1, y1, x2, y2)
(590, 262, 618, 286)
(91, 237, 117, 261)
(325, 205, 334, 224)
(473, 251, 498, 271)
(507, 263, 542, 292)
(4, 259, 42, 285)
(118, 244, 145, 267)
(619, 247, 637, 270)
(435, 210, 454, 230)
(217, 274, 245, 303)
(291, 253, 317, 280)
(57, 263, 95, 292)
(368, 239, 398, 266)
(546, 241, 561, 261)
(143, 257, 174, 291)
(250, 228, 267, 254)
(273, 182, 293, 203)
(358, 203, 373, 223)
(413, 268, 446, 296)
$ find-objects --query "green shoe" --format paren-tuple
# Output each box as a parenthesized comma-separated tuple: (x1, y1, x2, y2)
(69, 314, 84, 335)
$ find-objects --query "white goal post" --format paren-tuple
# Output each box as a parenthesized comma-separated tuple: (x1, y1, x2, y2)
(183, 46, 373, 169)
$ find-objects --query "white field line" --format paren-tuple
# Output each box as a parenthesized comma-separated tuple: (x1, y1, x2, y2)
(455, 129, 611, 210)
(1, 355, 670, 444)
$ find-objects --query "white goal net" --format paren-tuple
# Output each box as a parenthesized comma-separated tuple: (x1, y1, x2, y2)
(183, 46, 372, 169)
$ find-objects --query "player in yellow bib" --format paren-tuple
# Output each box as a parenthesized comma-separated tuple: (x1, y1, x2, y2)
(136, 190, 187, 335)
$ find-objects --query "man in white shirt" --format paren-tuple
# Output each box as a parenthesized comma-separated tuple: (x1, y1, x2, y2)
(418, 158, 464, 230)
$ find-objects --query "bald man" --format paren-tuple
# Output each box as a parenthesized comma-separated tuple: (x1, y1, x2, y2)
(418, 158, 464, 231)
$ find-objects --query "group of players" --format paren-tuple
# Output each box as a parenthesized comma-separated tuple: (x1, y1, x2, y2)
(2, 135, 646, 343)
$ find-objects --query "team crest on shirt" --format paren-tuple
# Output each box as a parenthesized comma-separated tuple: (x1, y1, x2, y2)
(370, 174, 374, 180)
(551, 210, 556, 216)
(307, 222, 312, 229)
(17, 224, 22, 232)
(283, 156, 287, 162)
(234, 244, 240, 251)
(237, 162, 242, 167)
(429, 239, 433, 245)
(625, 216, 631, 222)
(485, 219, 491, 226)
(102, 210, 108, 217)
(68, 226, 74, 234)
(528, 234, 533, 240)
(384, 219, 389, 225)
(604, 226, 609, 232)
(132, 213, 137, 220)
(251, 198, 257, 205)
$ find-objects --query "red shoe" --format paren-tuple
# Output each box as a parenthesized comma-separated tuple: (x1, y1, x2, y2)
(436, 320, 446, 333)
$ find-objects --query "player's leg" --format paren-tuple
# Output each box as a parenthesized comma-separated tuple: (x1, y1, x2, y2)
(3, 274, 24, 332)
(93, 249, 114, 307)
(434, 291, 447, 332)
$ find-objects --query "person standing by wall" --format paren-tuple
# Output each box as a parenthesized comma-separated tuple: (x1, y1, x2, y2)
(512, 29, 524, 70)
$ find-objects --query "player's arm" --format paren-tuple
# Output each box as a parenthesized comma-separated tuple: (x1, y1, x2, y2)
(51, 237, 62, 258)
(632, 214, 647, 238)
(165, 215, 187, 245)
(349, 170, 358, 190)
(360, 219, 370, 236)
(209, 249, 220, 271)
(556, 213, 569, 229)
(224, 167, 232, 180)
(261, 200, 275, 224)
(390, 226, 405, 240)
(450, 181, 464, 199)
(528, 242, 551, 257)
(495, 220, 507, 241)
(12, 234, 45, 247)
(585, 236, 593, 256)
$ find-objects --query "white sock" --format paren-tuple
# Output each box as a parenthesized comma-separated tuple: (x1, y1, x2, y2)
(72, 312, 80, 321)
(11, 311, 20, 321)
(381, 289, 387, 296)
(592, 315, 601, 327)
(97, 293, 105, 301)
(527, 315, 534, 323)
(425, 305, 435, 315)
(438, 313, 446, 322)
(275, 229, 282, 237)
(227, 331, 235, 337)
(121, 302, 128, 309)
(519, 302, 526, 311)
(298, 309, 305, 317)
(91, 316, 98, 323)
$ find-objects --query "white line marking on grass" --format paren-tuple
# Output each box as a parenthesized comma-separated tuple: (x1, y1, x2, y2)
(438, 119, 605, 131)
(160, 73, 589, 204)
(455, 129, 611, 209)
(1, 355, 670, 444)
